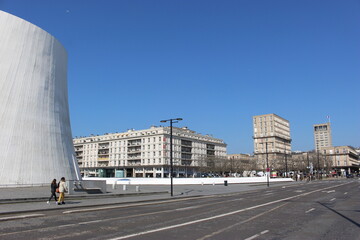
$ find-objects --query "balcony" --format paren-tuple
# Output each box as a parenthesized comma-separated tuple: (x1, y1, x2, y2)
(128, 146, 141, 153)
(181, 146, 192, 153)
(98, 150, 109, 155)
(98, 157, 109, 162)
(181, 140, 192, 146)
(128, 160, 141, 166)
(98, 143, 110, 149)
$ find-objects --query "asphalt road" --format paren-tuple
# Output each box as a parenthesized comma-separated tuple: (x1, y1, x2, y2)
(0, 179, 359, 240)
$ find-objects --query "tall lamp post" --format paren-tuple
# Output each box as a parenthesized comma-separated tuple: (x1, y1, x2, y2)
(283, 139, 292, 178)
(284, 140, 288, 178)
(160, 118, 183, 197)
(265, 142, 270, 187)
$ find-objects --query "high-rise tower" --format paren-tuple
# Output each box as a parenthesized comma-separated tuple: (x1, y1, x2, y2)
(253, 114, 292, 170)
(313, 122, 332, 152)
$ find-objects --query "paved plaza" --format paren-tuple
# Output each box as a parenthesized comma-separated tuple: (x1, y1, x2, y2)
(0, 181, 297, 216)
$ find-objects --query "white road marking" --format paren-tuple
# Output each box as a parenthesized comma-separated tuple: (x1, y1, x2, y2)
(0, 214, 44, 221)
(0, 196, 244, 237)
(305, 208, 315, 213)
(330, 198, 336, 201)
(294, 190, 304, 192)
(264, 193, 273, 195)
(322, 190, 335, 193)
(344, 192, 348, 195)
(107, 182, 349, 240)
(197, 203, 288, 240)
(245, 230, 269, 240)
(244, 234, 259, 240)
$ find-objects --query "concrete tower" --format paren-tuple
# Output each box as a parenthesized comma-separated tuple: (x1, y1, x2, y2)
(313, 122, 332, 152)
(0, 11, 81, 185)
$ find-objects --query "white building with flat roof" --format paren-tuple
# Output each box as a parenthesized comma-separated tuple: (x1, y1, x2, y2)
(73, 126, 227, 178)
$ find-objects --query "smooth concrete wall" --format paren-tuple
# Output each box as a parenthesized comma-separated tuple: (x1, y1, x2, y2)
(0, 11, 81, 185)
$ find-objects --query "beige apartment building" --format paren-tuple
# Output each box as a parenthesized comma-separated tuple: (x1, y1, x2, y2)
(321, 146, 359, 175)
(253, 114, 292, 171)
(314, 122, 332, 152)
(73, 126, 227, 178)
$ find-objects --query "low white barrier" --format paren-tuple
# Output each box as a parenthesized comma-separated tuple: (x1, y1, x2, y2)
(83, 177, 293, 185)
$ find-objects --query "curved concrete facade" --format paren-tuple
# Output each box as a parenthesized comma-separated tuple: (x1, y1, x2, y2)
(0, 11, 81, 185)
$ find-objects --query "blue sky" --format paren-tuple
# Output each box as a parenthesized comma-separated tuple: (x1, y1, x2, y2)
(1, 0, 359, 154)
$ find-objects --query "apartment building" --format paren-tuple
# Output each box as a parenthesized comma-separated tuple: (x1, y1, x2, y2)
(253, 114, 292, 170)
(73, 126, 227, 178)
(313, 123, 332, 152)
(321, 146, 359, 174)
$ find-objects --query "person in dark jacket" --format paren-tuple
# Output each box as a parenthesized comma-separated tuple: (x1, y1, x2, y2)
(47, 179, 58, 205)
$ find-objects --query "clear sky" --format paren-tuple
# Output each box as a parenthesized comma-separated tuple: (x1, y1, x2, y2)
(1, 0, 359, 154)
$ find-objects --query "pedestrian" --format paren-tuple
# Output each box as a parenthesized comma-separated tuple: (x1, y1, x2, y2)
(57, 177, 68, 205)
(47, 179, 58, 205)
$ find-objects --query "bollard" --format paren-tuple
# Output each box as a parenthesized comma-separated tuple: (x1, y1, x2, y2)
(136, 186, 140, 192)
(123, 184, 127, 191)
(224, 180, 228, 186)
(112, 181, 117, 189)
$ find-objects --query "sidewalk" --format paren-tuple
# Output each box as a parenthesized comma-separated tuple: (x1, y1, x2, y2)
(0, 182, 296, 216)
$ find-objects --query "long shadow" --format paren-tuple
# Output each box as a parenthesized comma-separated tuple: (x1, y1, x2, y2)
(317, 201, 360, 228)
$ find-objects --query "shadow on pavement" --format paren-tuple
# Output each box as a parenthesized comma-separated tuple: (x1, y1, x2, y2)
(317, 201, 360, 228)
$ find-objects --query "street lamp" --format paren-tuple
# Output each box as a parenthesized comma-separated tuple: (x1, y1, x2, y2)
(283, 139, 291, 178)
(160, 118, 183, 197)
(265, 142, 270, 187)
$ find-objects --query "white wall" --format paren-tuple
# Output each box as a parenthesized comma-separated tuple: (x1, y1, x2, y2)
(0, 11, 81, 185)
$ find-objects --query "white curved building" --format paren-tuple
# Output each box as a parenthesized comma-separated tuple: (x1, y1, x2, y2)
(0, 11, 81, 186)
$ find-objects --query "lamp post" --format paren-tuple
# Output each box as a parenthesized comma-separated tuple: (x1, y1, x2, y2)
(160, 118, 183, 197)
(307, 152, 310, 178)
(265, 142, 270, 187)
(317, 150, 320, 180)
(284, 140, 288, 178)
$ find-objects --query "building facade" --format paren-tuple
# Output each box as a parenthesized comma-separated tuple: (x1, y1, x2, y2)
(0, 11, 81, 185)
(313, 123, 332, 152)
(253, 114, 292, 171)
(73, 126, 227, 178)
(321, 146, 359, 175)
